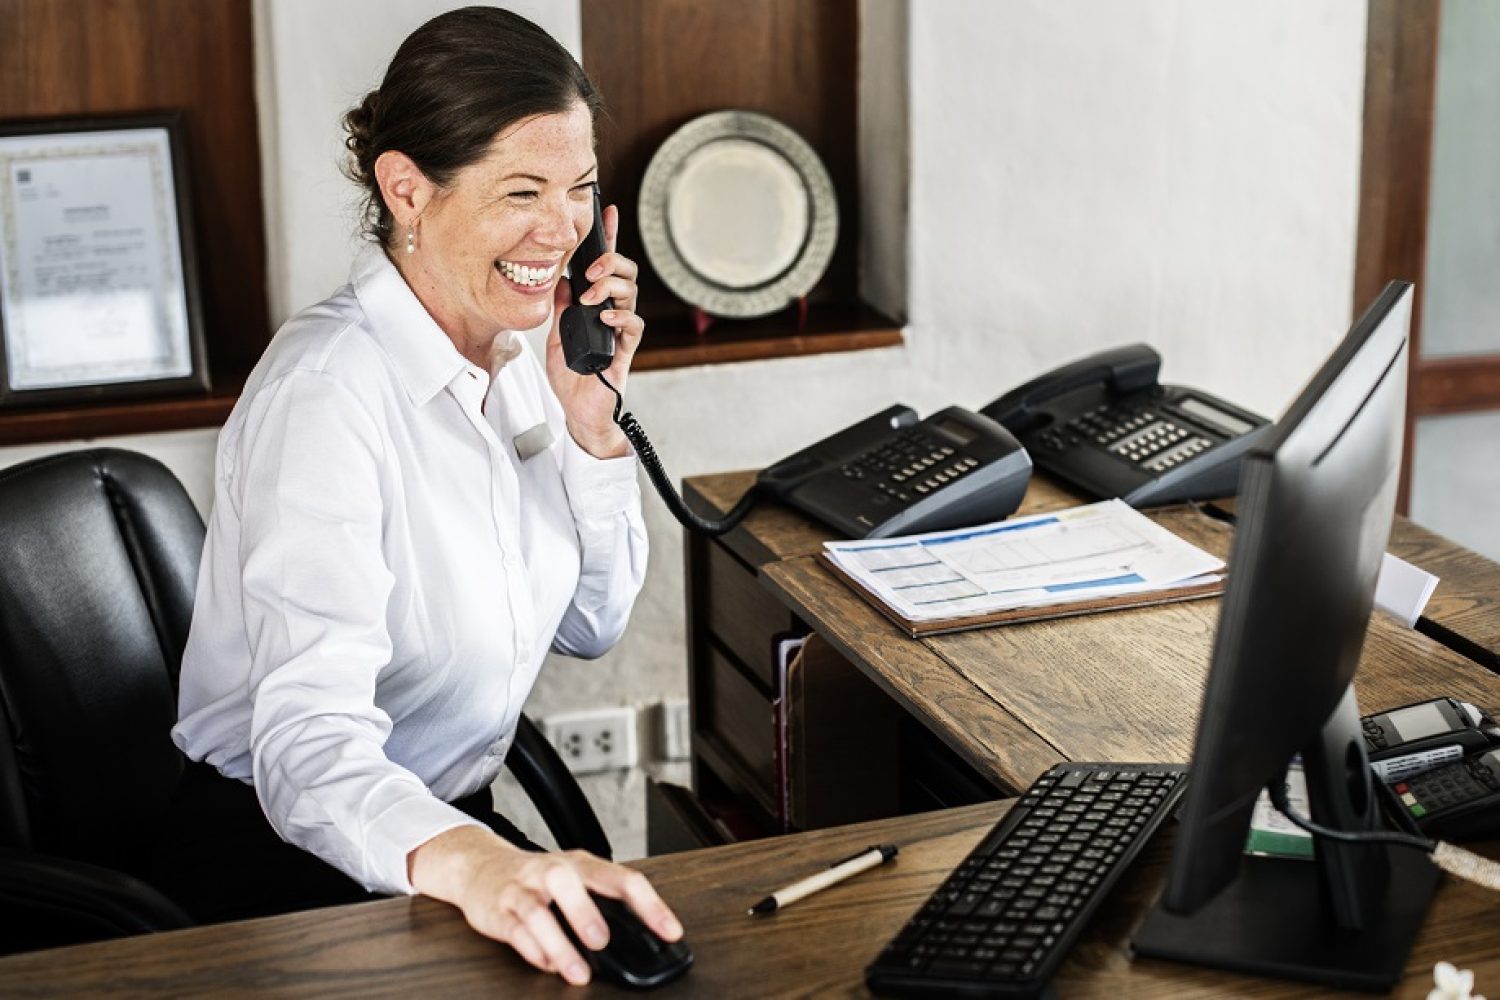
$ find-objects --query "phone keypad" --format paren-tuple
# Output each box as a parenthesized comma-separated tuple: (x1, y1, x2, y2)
(1044, 405, 1215, 472)
(1396, 752, 1500, 818)
(839, 429, 981, 505)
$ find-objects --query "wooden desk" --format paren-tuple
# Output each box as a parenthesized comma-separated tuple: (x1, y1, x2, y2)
(683, 472, 1500, 812)
(4, 803, 1496, 998)
(1210, 497, 1500, 673)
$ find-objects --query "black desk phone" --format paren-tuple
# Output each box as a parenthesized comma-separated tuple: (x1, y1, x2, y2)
(981, 344, 1272, 508)
(755, 404, 1032, 539)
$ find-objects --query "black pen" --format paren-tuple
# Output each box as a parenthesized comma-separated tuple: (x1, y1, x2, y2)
(748, 844, 899, 915)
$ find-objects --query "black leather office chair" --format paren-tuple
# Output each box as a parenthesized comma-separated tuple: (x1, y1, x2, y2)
(0, 449, 609, 954)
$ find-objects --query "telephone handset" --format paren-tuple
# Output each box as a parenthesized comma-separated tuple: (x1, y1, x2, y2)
(560, 185, 616, 375)
(981, 344, 1272, 508)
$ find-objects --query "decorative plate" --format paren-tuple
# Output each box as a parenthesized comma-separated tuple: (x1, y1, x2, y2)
(638, 110, 839, 319)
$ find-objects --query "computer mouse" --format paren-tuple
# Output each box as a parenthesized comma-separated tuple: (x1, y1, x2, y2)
(550, 893, 693, 990)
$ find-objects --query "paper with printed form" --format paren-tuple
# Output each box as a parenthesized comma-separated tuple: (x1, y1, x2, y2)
(822, 499, 1226, 627)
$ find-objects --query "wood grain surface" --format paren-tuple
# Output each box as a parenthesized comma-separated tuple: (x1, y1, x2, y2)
(1212, 495, 1500, 670)
(5, 801, 1497, 998)
(1388, 519, 1500, 669)
(744, 473, 1500, 793)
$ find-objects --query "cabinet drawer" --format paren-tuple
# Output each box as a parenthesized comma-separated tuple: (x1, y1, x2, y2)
(645, 779, 732, 855)
(705, 538, 794, 691)
(700, 643, 776, 802)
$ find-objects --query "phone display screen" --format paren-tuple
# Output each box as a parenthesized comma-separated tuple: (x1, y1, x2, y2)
(935, 418, 977, 445)
(1386, 702, 1455, 742)
(1178, 397, 1256, 437)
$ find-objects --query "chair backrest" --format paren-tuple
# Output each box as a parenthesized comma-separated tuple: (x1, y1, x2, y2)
(0, 449, 203, 877)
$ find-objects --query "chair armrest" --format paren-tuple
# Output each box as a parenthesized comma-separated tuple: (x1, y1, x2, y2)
(506, 714, 613, 860)
(0, 846, 193, 954)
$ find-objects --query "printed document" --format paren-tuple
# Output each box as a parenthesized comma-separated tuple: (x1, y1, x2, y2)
(823, 499, 1225, 623)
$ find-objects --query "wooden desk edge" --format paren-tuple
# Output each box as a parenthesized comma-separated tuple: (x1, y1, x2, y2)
(7, 799, 1497, 999)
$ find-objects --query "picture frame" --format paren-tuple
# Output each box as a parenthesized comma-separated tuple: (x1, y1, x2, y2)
(0, 113, 209, 407)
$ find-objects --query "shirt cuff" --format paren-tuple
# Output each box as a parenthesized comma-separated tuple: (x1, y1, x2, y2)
(364, 793, 489, 895)
(561, 432, 641, 520)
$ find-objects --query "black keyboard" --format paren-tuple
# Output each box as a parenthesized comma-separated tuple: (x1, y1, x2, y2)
(866, 762, 1188, 998)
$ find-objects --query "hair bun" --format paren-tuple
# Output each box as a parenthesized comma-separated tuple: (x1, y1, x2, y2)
(342, 90, 381, 184)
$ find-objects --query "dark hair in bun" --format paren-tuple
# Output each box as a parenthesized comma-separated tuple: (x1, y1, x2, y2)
(342, 6, 602, 246)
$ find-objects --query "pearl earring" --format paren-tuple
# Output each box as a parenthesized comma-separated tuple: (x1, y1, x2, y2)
(405, 225, 416, 255)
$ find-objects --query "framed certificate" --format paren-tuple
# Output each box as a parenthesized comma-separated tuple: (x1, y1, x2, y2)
(0, 114, 208, 407)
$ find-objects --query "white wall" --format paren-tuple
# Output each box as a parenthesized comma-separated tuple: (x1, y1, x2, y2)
(0, 1, 1369, 860)
(0, 428, 219, 515)
(905, 1, 1367, 418)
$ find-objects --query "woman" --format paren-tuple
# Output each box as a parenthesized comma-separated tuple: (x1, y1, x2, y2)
(155, 7, 681, 987)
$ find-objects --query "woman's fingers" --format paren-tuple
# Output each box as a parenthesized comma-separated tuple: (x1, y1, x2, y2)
(503, 921, 550, 972)
(579, 275, 637, 311)
(578, 857, 684, 943)
(601, 310, 645, 362)
(545, 862, 609, 951)
(508, 886, 591, 985)
(449, 848, 683, 987)
(583, 250, 638, 283)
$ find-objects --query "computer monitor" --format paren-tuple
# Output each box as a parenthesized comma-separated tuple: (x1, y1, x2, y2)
(1132, 281, 1441, 991)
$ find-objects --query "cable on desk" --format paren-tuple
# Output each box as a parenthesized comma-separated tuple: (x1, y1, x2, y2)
(1268, 767, 1500, 891)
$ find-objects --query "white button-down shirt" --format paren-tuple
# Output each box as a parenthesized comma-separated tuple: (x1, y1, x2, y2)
(173, 246, 647, 895)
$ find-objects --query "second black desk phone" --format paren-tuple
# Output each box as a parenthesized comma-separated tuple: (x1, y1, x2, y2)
(980, 343, 1272, 509)
(756, 405, 1032, 540)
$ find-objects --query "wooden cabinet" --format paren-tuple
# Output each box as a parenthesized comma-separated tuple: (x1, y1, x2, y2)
(684, 522, 906, 840)
(651, 472, 1001, 854)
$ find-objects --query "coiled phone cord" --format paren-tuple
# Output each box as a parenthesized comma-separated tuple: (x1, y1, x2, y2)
(1268, 768, 1500, 891)
(594, 371, 761, 537)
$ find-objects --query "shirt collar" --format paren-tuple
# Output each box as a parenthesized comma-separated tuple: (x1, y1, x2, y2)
(350, 244, 472, 406)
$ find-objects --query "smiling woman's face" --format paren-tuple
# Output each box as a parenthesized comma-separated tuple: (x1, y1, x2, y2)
(402, 101, 597, 348)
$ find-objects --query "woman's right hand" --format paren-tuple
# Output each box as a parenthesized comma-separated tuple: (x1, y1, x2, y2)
(408, 826, 684, 986)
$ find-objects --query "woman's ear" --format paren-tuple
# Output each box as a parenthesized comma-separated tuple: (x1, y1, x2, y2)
(374, 150, 433, 230)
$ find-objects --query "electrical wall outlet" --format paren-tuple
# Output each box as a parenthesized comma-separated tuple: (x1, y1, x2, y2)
(660, 698, 691, 761)
(542, 707, 638, 775)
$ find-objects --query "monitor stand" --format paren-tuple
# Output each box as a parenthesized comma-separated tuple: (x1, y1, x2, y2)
(1132, 846, 1439, 992)
(1136, 694, 1441, 991)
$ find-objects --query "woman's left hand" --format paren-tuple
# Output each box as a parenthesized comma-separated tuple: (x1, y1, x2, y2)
(545, 202, 644, 459)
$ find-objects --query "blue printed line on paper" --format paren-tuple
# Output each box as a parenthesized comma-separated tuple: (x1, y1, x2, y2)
(828, 515, 1062, 553)
(919, 516, 1061, 547)
(1041, 573, 1144, 592)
